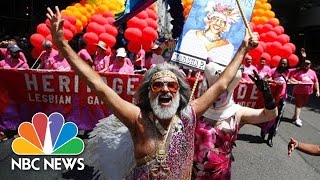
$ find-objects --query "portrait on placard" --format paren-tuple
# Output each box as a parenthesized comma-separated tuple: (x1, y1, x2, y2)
(175, 0, 255, 66)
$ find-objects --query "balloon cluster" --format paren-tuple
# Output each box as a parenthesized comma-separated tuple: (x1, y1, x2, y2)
(249, 0, 298, 67)
(29, 0, 125, 59)
(124, 4, 158, 53)
(83, 12, 118, 55)
(167, 0, 185, 39)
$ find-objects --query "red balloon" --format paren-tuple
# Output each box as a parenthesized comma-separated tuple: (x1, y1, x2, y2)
(124, 28, 142, 41)
(276, 34, 290, 45)
(146, 18, 158, 30)
(63, 16, 76, 25)
(288, 54, 299, 67)
(36, 23, 51, 37)
(270, 55, 281, 68)
(63, 29, 73, 41)
(127, 41, 141, 53)
(274, 26, 284, 34)
(259, 41, 266, 51)
(86, 44, 97, 55)
(30, 33, 45, 49)
(285, 43, 296, 53)
(268, 19, 278, 27)
(99, 33, 116, 47)
(262, 24, 273, 33)
(255, 24, 264, 34)
(272, 26, 282, 35)
(259, 33, 267, 42)
(279, 46, 292, 58)
(127, 17, 140, 28)
(265, 31, 277, 42)
(142, 27, 158, 41)
(106, 17, 115, 24)
(249, 44, 263, 59)
(102, 11, 114, 18)
(142, 40, 153, 52)
(136, 10, 148, 19)
(45, 18, 51, 26)
(261, 52, 271, 64)
(145, 9, 157, 20)
(63, 20, 73, 30)
(104, 24, 118, 37)
(91, 14, 104, 23)
(135, 19, 148, 31)
(87, 22, 105, 35)
(83, 32, 99, 45)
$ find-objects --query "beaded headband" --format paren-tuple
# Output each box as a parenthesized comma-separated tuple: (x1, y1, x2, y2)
(151, 70, 177, 82)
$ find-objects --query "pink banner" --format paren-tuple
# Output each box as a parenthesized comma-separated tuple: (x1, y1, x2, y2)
(0, 69, 282, 131)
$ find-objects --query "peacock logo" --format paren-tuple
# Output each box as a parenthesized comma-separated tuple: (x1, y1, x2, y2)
(12, 112, 84, 155)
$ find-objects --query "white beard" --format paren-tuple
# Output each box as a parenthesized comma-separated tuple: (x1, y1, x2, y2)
(149, 92, 180, 120)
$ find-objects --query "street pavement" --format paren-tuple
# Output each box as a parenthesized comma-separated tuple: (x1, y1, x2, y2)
(1, 94, 320, 180)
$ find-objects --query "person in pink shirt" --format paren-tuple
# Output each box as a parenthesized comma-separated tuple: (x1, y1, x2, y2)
(241, 54, 257, 83)
(38, 40, 59, 69)
(290, 59, 320, 127)
(133, 48, 145, 71)
(0, 39, 27, 62)
(109, 47, 134, 74)
(0, 45, 29, 69)
(47, 51, 71, 71)
(77, 39, 93, 66)
(93, 41, 110, 73)
(256, 56, 271, 79)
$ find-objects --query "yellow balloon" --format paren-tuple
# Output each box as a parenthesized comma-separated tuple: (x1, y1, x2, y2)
(74, 3, 82, 8)
(66, 6, 77, 12)
(255, 1, 262, 9)
(79, 7, 88, 15)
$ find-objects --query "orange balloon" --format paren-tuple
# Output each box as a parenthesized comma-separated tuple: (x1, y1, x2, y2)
(269, 18, 280, 26)
(254, 9, 265, 16)
(251, 17, 260, 25)
(260, 16, 269, 24)
(265, 10, 275, 19)
(259, 0, 268, 3)
(255, 1, 262, 9)
(61, 10, 72, 16)
(262, 3, 272, 11)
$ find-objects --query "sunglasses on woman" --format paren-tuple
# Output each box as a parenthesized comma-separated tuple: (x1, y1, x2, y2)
(150, 81, 179, 93)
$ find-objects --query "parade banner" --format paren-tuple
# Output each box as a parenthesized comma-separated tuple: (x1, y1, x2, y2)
(172, 0, 256, 70)
(0, 69, 282, 131)
(0, 69, 199, 131)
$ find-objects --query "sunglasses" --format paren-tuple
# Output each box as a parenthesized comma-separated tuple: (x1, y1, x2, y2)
(150, 81, 179, 93)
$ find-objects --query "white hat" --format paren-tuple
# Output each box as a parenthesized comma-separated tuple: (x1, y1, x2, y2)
(116, 47, 127, 57)
(96, 41, 107, 50)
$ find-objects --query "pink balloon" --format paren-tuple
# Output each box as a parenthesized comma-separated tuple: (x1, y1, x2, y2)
(30, 33, 45, 49)
(65, 16, 76, 25)
(259, 41, 266, 51)
(36, 23, 51, 37)
(106, 17, 115, 24)
(268, 19, 278, 27)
